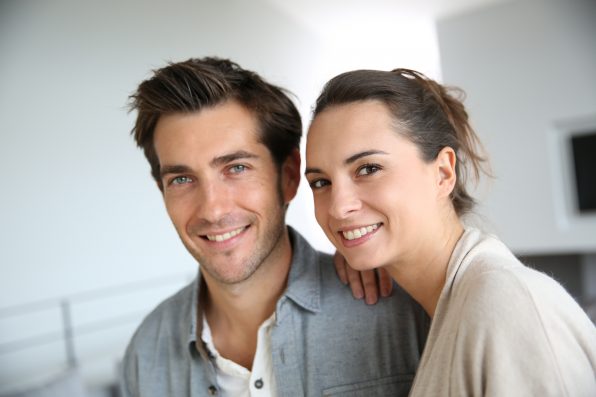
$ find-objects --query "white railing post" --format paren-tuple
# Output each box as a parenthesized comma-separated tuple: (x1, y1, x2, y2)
(60, 299, 77, 368)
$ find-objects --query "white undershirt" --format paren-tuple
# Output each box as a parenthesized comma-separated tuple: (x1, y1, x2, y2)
(201, 313, 277, 397)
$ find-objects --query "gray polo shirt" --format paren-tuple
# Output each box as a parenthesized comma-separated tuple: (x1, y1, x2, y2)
(120, 227, 429, 396)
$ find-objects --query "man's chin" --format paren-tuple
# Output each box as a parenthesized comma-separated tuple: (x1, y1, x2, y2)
(199, 262, 259, 286)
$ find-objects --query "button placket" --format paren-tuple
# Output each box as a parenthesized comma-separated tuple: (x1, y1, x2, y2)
(254, 378, 264, 389)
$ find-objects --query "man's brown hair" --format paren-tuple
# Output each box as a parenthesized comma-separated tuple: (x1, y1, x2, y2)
(129, 57, 302, 190)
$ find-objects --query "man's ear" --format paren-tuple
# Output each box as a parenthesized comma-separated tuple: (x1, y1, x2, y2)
(281, 149, 301, 204)
(435, 146, 457, 198)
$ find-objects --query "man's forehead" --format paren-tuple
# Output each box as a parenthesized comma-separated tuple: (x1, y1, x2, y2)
(154, 107, 264, 152)
(156, 103, 258, 135)
(158, 143, 266, 167)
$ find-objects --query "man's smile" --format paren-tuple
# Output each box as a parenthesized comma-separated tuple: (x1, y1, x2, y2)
(203, 226, 248, 242)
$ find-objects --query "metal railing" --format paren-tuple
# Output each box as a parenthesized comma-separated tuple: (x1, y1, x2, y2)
(0, 272, 194, 371)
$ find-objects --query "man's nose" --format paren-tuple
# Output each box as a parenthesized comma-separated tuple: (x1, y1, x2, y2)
(195, 181, 233, 223)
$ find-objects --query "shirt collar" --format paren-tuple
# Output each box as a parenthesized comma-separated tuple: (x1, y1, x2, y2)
(186, 272, 205, 352)
(185, 226, 323, 352)
(282, 226, 322, 313)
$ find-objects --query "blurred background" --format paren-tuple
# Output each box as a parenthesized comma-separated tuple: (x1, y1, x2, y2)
(1, 0, 595, 395)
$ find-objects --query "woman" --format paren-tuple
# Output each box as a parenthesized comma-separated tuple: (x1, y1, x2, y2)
(305, 68, 596, 396)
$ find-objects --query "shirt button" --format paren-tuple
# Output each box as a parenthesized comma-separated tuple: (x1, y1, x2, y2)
(208, 385, 218, 395)
(254, 378, 264, 389)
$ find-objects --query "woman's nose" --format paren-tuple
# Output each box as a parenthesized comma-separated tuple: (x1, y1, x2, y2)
(328, 184, 362, 219)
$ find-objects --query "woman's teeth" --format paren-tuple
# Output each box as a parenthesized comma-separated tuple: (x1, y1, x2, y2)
(342, 224, 379, 240)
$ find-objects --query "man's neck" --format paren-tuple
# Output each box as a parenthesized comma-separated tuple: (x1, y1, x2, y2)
(202, 229, 293, 369)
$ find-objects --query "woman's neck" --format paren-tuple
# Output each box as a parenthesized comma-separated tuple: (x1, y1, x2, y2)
(386, 217, 464, 318)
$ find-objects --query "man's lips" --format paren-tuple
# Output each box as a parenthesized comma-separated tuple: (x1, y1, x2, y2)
(201, 226, 248, 242)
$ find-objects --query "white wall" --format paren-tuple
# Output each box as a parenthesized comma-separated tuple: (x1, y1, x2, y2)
(437, 0, 596, 254)
(0, 0, 439, 390)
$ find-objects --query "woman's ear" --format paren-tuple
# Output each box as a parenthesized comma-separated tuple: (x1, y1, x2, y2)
(435, 146, 457, 198)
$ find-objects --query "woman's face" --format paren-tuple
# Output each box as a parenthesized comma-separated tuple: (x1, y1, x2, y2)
(306, 100, 448, 270)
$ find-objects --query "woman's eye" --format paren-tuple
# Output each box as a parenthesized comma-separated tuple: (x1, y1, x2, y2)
(229, 164, 247, 174)
(171, 176, 192, 185)
(357, 164, 381, 176)
(309, 179, 330, 189)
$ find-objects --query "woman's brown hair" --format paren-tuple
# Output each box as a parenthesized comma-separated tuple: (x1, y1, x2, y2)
(312, 68, 489, 215)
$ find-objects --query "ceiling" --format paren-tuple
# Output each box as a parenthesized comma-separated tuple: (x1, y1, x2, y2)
(264, 0, 515, 37)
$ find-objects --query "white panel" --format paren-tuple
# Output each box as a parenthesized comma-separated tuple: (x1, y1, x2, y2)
(438, 0, 596, 254)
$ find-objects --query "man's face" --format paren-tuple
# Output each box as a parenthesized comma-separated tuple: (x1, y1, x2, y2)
(153, 101, 299, 285)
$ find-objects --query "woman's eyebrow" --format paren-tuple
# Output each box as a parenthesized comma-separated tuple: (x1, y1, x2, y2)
(305, 150, 389, 176)
(344, 150, 388, 165)
(304, 167, 322, 176)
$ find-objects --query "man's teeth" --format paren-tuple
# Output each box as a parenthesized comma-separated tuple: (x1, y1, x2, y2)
(342, 224, 379, 240)
(206, 227, 245, 242)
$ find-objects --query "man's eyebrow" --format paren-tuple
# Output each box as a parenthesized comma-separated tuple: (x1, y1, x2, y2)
(160, 164, 193, 179)
(210, 150, 259, 167)
(344, 150, 388, 165)
(159, 150, 260, 178)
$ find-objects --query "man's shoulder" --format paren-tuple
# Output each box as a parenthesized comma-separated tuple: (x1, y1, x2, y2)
(310, 253, 427, 331)
(287, 227, 427, 326)
(127, 279, 196, 351)
(120, 279, 201, 396)
(280, 244, 429, 394)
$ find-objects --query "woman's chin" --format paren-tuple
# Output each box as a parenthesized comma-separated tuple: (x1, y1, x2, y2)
(344, 256, 381, 272)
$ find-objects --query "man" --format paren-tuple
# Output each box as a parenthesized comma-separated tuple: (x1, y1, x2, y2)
(121, 57, 428, 396)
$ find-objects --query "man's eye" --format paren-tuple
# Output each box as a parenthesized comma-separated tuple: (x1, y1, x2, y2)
(356, 164, 381, 176)
(309, 179, 330, 189)
(170, 176, 192, 185)
(229, 164, 247, 174)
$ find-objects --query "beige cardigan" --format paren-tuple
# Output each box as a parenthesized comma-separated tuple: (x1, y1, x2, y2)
(409, 227, 596, 397)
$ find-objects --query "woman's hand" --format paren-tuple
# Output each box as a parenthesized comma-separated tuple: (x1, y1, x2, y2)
(333, 251, 393, 304)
